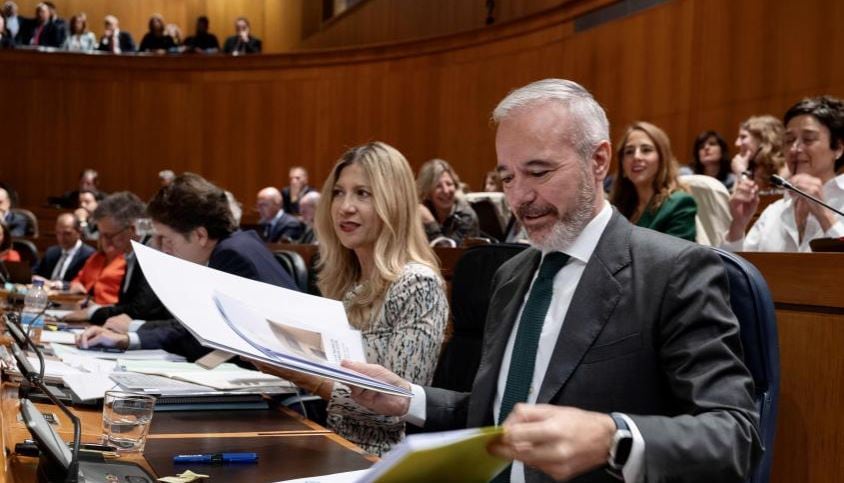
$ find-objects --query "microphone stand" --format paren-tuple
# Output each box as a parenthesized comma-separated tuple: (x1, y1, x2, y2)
(5, 313, 82, 482)
(771, 174, 844, 218)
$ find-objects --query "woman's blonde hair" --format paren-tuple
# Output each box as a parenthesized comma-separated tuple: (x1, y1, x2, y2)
(416, 159, 460, 203)
(315, 142, 440, 328)
(610, 121, 685, 221)
(741, 115, 785, 183)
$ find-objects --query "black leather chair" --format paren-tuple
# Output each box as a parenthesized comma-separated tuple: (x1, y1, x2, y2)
(11, 239, 39, 268)
(712, 248, 780, 483)
(468, 198, 506, 242)
(432, 243, 527, 392)
(273, 250, 309, 292)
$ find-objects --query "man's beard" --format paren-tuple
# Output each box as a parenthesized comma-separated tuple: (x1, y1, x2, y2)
(518, 168, 596, 252)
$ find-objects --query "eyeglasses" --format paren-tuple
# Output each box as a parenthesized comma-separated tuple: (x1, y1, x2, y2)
(99, 226, 131, 242)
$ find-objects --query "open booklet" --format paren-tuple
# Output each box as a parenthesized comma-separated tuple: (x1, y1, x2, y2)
(131, 241, 412, 397)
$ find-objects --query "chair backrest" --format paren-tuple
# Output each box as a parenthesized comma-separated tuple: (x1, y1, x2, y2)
(273, 250, 309, 292)
(711, 247, 780, 483)
(682, 174, 732, 246)
(11, 239, 39, 268)
(467, 198, 506, 242)
(432, 243, 527, 392)
(11, 208, 39, 238)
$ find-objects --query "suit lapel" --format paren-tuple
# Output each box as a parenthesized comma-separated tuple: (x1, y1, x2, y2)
(467, 249, 541, 426)
(537, 212, 631, 404)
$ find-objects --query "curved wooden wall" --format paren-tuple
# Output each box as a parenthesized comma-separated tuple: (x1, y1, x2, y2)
(2, 0, 843, 211)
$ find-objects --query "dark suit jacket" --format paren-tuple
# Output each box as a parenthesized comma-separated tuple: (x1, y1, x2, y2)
(138, 230, 298, 361)
(97, 31, 135, 53)
(4, 211, 29, 237)
(90, 252, 172, 325)
(222, 35, 261, 54)
(30, 20, 65, 48)
(424, 211, 761, 482)
(281, 185, 314, 215)
(263, 211, 304, 243)
(34, 243, 95, 281)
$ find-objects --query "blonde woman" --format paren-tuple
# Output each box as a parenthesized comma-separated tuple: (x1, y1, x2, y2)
(258, 142, 448, 455)
(416, 158, 479, 245)
(731, 115, 787, 193)
(610, 121, 698, 241)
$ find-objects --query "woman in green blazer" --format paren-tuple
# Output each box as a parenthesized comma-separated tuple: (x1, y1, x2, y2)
(610, 121, 698, 241)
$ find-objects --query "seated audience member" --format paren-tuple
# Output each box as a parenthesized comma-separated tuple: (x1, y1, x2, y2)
(75, 189, 102, 240)
(2, 1, 20, 41)
(164, 23, 181, 50)
(732, 115, 787, 193)
(484, 170, 503, 192)
(183, 16, 218, 53)
(33, 213, 94, 286)
(138, 14, 174, 53)
(283, 166, 314, 215)
(0, 187, 30, 237)
(297, 191, 320, 244)
(0, 222, 20, 262)
(610, 121, 698, 241)
(97, 15, 134, 53)
(417, 158, 480, 245)
(0, 15, 14, 48)
(225, 190, 243, 225)
(158, 169, 175, 186)
(62, 12, 95, 52)
(256, 186, 303, 242)
(724, 95, 844, 252)
(66, 192, 170, 324)
(223, 16, 261, 55)
(77, 173, 298, 360)
(255, 142, 447, 455)
(67, 240, 125, 306)
(28, 2, 65, 48)
(49, 168, 99, 208)
(693, 130, 736, 191)
(343, 78, 760, 482)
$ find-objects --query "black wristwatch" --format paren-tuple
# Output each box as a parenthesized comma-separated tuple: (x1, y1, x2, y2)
(607, 412, 633, 480)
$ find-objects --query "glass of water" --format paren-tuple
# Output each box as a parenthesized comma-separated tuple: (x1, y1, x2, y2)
(102, 391, 156, 452)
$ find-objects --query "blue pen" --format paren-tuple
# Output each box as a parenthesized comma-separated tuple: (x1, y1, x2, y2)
(173, 452, 258, 464)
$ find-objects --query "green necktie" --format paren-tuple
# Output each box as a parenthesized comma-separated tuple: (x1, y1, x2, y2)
(498, 251, 570, 424)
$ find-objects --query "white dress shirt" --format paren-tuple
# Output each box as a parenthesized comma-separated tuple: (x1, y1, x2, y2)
(407, 203, 644, 482)
(51, 239, 83, 281)
(722, 174, 844, 252)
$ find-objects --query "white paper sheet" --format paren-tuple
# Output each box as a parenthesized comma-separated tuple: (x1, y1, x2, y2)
(39, 331, 77, 345)
(62, 372, 120, 401)
(275, 470, 369, 483)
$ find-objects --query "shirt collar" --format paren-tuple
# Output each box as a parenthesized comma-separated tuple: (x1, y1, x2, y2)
(542, 201, 612, 265)
(64, 239, 82, 255)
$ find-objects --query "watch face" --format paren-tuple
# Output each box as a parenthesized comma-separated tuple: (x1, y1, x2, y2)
(615, 435, 633, 466)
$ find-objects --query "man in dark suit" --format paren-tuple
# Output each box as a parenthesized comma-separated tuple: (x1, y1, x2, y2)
(26, 2, 64, 48)
(33, 213, 94, 286)
(222, 16, 261, 55)
(97, 15, 134, 53)
(256, 186, 303, 242)
(78, 173, 298, 361)
(344, 79, 761, 482)
(282, 166, 315, 215)
(0, 187, 30, 237)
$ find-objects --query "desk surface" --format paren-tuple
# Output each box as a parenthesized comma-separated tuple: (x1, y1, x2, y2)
(0, 383, 374, 482)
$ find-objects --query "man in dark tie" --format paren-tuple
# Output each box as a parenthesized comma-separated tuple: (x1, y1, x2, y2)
(256, 186, 303, 243)
(33, 213, 95, 287)
(0, 187, 30, 237)
(344, 79, 761, 482)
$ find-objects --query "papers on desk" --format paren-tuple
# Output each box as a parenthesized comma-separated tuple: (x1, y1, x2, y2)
(133, 241, 413, 397)
(45, 309, 73, 320)
(51, 343, 186, 362)
(276, 470, 369, 483)
(118, 360, 294, 391)
(38, 330, 78, 345)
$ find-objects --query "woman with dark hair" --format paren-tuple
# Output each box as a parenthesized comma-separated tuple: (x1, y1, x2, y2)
(0, 222, 21, 262)
(725, 96, 844, 251)
(138, 13, 175, 53)
(610, 121, 697, 241)
(693, 130, 735, 191)
(63, 12, 96, 52)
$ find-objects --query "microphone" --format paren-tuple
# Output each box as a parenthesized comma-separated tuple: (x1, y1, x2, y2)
(770, 175, 844, 218)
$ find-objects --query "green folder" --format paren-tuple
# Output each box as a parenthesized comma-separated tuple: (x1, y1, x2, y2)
(365, 426, 508, 483)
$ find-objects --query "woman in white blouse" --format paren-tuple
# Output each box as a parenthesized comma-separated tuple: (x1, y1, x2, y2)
(724, 96, 844, 251)
(63, 13, 97, 52)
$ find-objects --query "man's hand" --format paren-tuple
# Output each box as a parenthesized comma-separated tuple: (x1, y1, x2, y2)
(104, 314, 133, 334)
(76, 326, 129, 350)
(487, 404, 615, 481)
(342, 360, 412, 417)
(726, 177, 760, 241)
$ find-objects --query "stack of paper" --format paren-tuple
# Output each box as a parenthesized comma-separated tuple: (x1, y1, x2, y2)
(119, 360, 294, 391)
